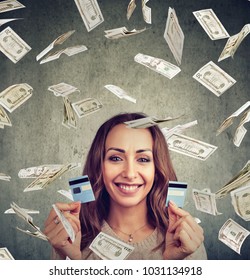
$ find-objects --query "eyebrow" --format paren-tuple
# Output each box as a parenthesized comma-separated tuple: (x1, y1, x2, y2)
(106, 147, 152, 153)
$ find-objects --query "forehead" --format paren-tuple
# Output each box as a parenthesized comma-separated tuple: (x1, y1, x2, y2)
(105, 124, 153, 150)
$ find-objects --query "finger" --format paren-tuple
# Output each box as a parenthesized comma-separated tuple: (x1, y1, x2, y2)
(168, 200, 190, 217)
(44, 202, 81, 227)
(169, 214, 202, 234)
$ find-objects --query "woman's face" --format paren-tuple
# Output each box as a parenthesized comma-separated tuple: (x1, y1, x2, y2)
(102, 124, 155, 208)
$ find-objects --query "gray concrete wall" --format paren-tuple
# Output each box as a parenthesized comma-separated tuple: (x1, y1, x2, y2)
(0, 0, 249, 260)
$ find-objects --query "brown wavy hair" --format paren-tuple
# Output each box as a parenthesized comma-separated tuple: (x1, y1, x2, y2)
(80, 112, 177, 251)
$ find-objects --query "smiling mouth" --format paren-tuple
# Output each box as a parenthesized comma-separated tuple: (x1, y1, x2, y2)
(114, 183, 143, 191)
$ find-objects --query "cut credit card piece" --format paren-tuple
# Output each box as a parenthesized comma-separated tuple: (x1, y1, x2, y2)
(166, 181, 187, 208)
(69, 175, 95, 203)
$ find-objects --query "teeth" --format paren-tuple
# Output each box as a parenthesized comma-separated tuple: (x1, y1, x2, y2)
(118, 184, 139, 190)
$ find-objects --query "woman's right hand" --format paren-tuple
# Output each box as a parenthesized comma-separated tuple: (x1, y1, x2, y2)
(43, 201, 82, 259)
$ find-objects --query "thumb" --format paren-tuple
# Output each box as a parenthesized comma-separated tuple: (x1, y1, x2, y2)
(167, 200, 178, 232)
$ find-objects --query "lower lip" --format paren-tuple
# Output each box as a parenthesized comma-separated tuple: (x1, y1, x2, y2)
(115, 184, 143, 195)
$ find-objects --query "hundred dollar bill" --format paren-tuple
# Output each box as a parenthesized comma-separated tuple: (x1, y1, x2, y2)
(48, 82, 80, 97)
(0, 83, 33, 113)
(215, 161, 250, 199)
(0, 105, 11, 127)
(233, 109, 250, 147)
(124, 115, 183, 129)
(0, 172, 11, 181)
(164, 7, 184, 66)
(193, 9, 229, 40)
(134, 53, 181, 79)
(0, 18, 22, 26)
(0, 26, 31, 63)
(58, 189, 74, 201)
(104, 85, 136, 103)
(218, 218, 250, 254)
(127, 0, 136, 20)
(71, 97, 102, 118)
(216, 101, 250, 136)
(192, 188, 222, 216)
(89, 232, 134, 260)
(218, 24, 250, 62)
(53, 204, 75, 243)
(0, 0, 25, 14)
(74, 0, 104, 32)
(10, 201, 48, 241)
(231, 182, 250, 221)
(167, 133, 217, 161)
(161, 120, 198, 140)
(142, 0, 151, 24)
(193, 61, 236, 97)
(0, 247, 14, 260)
(104, 26, 146, 39)
(62, 97, 77, 129)
(36, 30, 75, 61)
(40, 45, 88, 64)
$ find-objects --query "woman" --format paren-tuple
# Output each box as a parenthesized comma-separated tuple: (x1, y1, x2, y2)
(44, 112, 207, 260)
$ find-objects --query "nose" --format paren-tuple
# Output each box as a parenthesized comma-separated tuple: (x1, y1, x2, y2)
(122, 160, 138, 180)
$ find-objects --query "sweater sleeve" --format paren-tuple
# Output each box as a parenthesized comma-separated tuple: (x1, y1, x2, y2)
(184, 242, 208, 260)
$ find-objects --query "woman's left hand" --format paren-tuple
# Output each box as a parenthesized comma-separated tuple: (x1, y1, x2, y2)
(163, 200, 204, 260)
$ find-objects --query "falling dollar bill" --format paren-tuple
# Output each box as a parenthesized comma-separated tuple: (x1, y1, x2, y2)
(104, 27, 147, 39)
(0, 0, 25, 14)
(215, 161, 250, 199)
(218, 24, 250, 62)
(192, 188, 222, 215)
(0, 105, 12, 128)
(167, 133, 217, 161)
(40, 45, 88, 64)
(127, 0, 136, 20)
(0, 172, 11, 181)
(0, 247, 15, 260)
(124, 115, 183, 129)
(10, 202, 48, 241)
(62, 97, 77, 129)
(218, 218, 250, 254)
(18, 164, 63, 178)
(104, 85, 136, 103)
(0, 83, 33, 113)
(71, 97, 102, 118)
(4, 207, 39, 214)
(134, 53, 181, 79)
(74, 0, 104, 32)
(89, 232, 134, 260)
(216, 101, 250, 136)
(22, 163, 81, 192)
(164, 7, 184, 65)
(233, 109, 250, 147)
(0, 18, 22, 27)
(36, 30, 75, 61)
(53, 204, 75, 243)
(231, 182, 250, 221)
(193, 61, 236, 97)
(142, 0, 151, 24)
(0, 26, 31, 63)
(48, 82, 80, 97)
(57, 189, 74, 201)
(193, 9, 229, 40)
(161, 120, 198, 140)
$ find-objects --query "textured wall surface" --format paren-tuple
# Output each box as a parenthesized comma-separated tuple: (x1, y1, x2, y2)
(0, 0, 249, 260)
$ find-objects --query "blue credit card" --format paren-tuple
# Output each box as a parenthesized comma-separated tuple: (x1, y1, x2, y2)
(69, 175, 95, 203)
(166, 181, 187, 208)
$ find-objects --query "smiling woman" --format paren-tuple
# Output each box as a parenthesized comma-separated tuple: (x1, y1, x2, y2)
(43, 112, 207, 260)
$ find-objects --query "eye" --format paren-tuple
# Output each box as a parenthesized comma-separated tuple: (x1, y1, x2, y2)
(108, 156, 122, 162)
(137, 157, 151, 163)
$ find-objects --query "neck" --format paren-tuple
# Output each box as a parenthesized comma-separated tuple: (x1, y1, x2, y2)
(107, 201, 148, 232)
